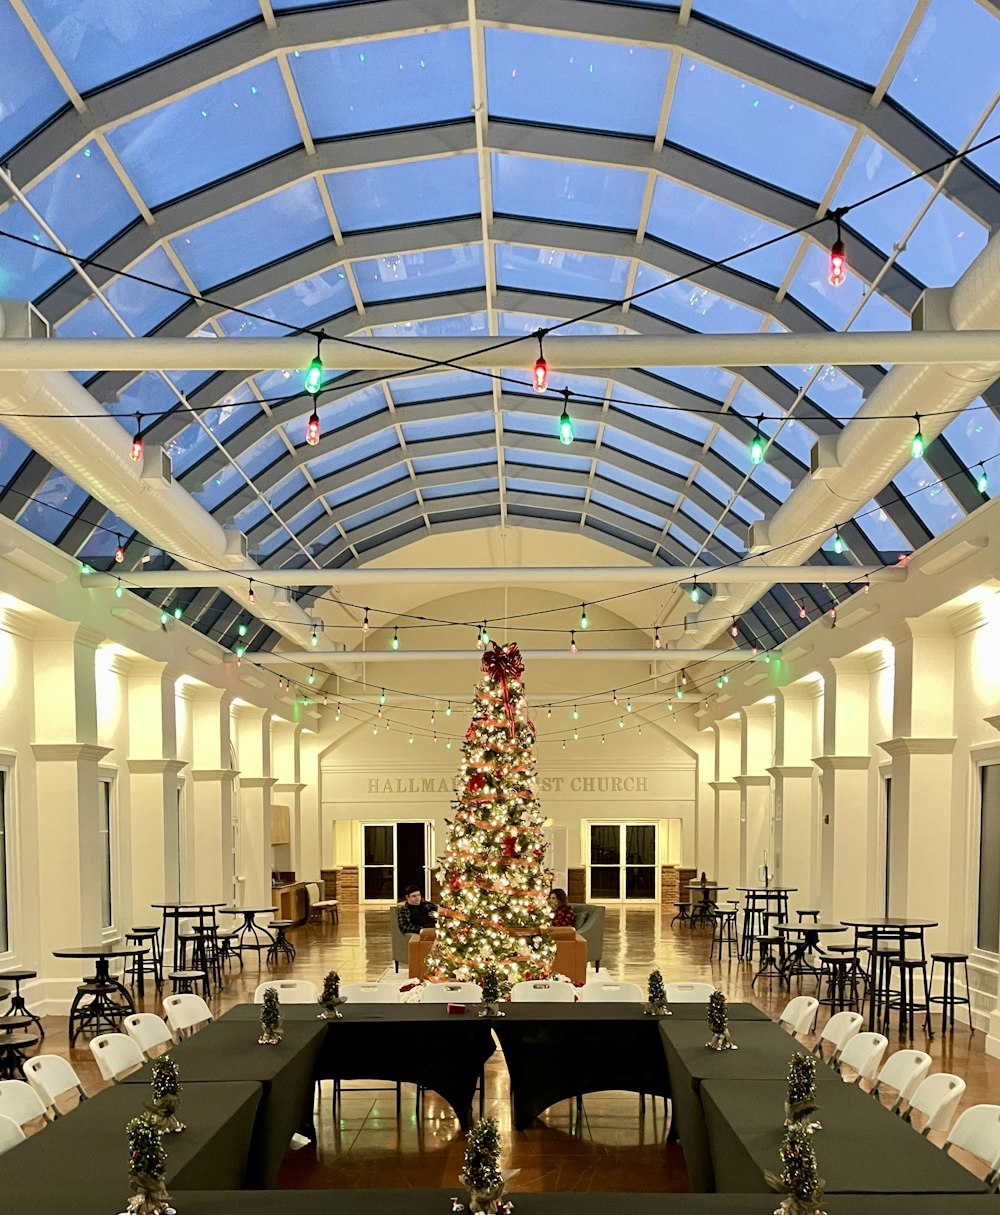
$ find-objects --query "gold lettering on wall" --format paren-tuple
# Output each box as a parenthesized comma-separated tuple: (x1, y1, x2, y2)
(364, 774, 649, 794)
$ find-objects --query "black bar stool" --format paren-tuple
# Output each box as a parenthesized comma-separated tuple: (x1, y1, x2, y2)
(168, 969, 208, 995)
(927, 952, 972, 1033)
(130, 926, 163, 985)
(0, 970, 43, 1037)
(751, 935, 783, 987)
(882, 956, 930, 1038)
(216, 927, 243, 972)
(796, 909, 821, 924)
(712, 907, 738, 960)
(819, 954, 862, 1012)
(124, 930, 160, 992)
(266, 921, 296, 965)
(670, 902, 692, 927)
(740, 892, 768, 960)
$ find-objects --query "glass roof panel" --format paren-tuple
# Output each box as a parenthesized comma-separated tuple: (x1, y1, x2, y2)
(595, 461, 678, 506)
(944, 403, 1000, 498)
(667, 521, 699, 554)
(220, 268, 356, 338)
(236, 431, 286, 479)
(401, 413, 494, 443)
(496, 244, 630, 300)
(831, 138, 929, 259)
(889, 0, 1000, 147)
(678, 498, 744, 553)
(0, 199, 68, 299)
(776, 363, 864, 422)
(325, 156, 479, 232)
(853, 499, 911, 553)
(646, 178, 799, 285)
(423, 478, 499, 500)
(645, 365, 735, 402)
(668, 57, 854, 199)
(968, 99, 1000, 185)
(609, 392, 714, 444)
(341, 490, 418, 532)
(891, 458, 964, 536)
(634, 263, 765, 333)
(327, 464, 410, 508)
(590, 489, 666, 530)
(484, 29, 671, 137)
(369, 314, 489, 338)
(22, 0, 261, 92)
(305, 429, 398, 480)
(692, 0, 915, 86)
(507, 478, 585, 500)
(788, 242, 865, 329)
(315, 384, 388, 434)
(17, 469, 86, 543)
(0, 5, 66, 158)
(0, 423, 32, 486)
(897, 193, 987, 287)
(99, 247, 188, 336)
(232, 497, 271, 535)
(491, 154, 646, 230)
(411, 450, 496, 475)
(107, 60, 299, 208)
(28, 144, 139, 258)
(267, 468, 308, 511)
(503, 412, 599, 443)
(499, 311, 620, 339)
(389, 370, 485, 406)
(505, 448, 591, 474)
(192, 462, 246, 512)
(353, 246, 484, 304)
(847, 290, 908, 337)
(171, 179, 330, 291)
(56, 297, 128, 340)
(602, 426, 694, 480)
(291, 30, 472, 138)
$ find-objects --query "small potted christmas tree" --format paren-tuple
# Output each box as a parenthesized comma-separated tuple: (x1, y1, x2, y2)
(258, 986, 283, 1045)
(319, 971, 344, 1019)
(766, 1121, 827, 1215)
(145, 1055, 184, 1134)
(460, 1117, 508, 1214)
(478, 963, 504, 1018)
(123, 1113, 173, 1215)
(645, 968, 669, 1016)
(785, 1052, 819, 1127)
(705, 988, 735, 1050)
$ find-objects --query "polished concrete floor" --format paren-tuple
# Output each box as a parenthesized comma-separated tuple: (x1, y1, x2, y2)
(21, 906, 1000, 1191)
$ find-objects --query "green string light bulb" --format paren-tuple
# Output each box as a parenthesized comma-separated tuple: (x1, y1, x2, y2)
(304, 336, 324, 396)
(977, 464, 989, 494)
(690, 581, 701, 604)
(558, 387, 574, 446)
(749, 415, 765, 465)
(911, 414, 925, 460)
(580, 604, 588, 630)
(238, 620, 248, 638)
(832, 526, 845, 556)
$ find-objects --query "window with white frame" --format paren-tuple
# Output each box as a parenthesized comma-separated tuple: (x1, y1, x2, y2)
(98, 776, 116, 933)
(977, 763, 1000, 953)
(0, 769, 8, 952)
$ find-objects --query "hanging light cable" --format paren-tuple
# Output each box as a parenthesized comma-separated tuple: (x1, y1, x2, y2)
(533, 329, 548, 393)
(828, 209, 847, 287)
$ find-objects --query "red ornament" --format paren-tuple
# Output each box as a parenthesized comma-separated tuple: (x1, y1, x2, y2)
(502, 835, 517, 857)
(467, 773, 486, 794)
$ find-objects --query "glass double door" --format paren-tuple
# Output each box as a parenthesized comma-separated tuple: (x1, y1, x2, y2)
(589, 822, 657, 901)
(363, 821, 433, 901)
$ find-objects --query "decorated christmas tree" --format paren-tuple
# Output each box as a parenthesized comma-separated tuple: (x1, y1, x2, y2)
(785, 1052, 819, 1126)
(460, 1117, 507, 1213)
(647, 968, 668, 1014)
(766, 1121, 827, 1215)
(146, 1055, 184, 1134)
(258, 986, 283, 1045)
(706, 988, 735, 1050)
(124, 1113, 172, 1215)
(426, 642, 555, 989)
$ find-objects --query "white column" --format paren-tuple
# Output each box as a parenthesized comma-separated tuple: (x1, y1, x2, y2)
(234, 705, 275, 907)
(188, 686, 236, 903)
(710, 717, 741, 890)
(770, 681, 821, 901)
(298, 732, 323, 882)
(271, 721, 305, 878)
(739, 702, 774, 885)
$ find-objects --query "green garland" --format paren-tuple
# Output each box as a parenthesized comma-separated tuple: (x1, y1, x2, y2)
(258, 986, 283, 1044)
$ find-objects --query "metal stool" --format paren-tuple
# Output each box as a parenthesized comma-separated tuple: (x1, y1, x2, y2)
(796, 909, 821, 924)
(216, 929, 243, 972)
(670, 902, 693, 927)
(927, 953, 972, 1033)
(125, 931, 160, 992)
(0, 970, 43, 1038)
(67, 982, 130, 1045)
(712, 908, 738, 960)
(825, 944, 869, 999)
(191, 925, 223, 989)
(0, 1017, 38, 1079)
(740, 894, 770, 961)
(130, 926, 163, 985)
(751, 935, 783, 988)
(266, 921, 296, 966)
(168, 970, 208, 995)
(819, 954, 862, 1012)
(871, 945, 900, 1023)
(882, 956, 930, 1038)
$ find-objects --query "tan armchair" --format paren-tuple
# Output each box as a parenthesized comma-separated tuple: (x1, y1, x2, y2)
(409, 926, 587, 985)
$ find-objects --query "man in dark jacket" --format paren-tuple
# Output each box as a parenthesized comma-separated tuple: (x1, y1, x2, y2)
(396, 884, 437, 935)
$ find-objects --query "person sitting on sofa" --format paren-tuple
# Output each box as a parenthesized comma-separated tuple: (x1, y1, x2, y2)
(396, 885, 437, 935)
(548, 887, 576, 928)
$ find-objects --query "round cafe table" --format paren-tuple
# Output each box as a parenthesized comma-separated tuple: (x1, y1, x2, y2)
(736, 887, 797, 959)
(687, 883, 727, 928)
(52, 944, 148, 1044)
(150, 901, 227, 973)
(841, 917, 938, 1029)
(774, 922, 847, 987)
(225, 907, 279, 957)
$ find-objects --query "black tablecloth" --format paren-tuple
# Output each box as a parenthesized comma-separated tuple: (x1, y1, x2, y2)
(220, 1002, 496, 1129)
(0, 1080, 260, 1205)
(702, 1071, 988, 1194)
(654, 1001, 770, 1021)
(494, 1003, 672, 1129)
(660, 1019, 806, 1192)
(121, 1019, 326, 1187)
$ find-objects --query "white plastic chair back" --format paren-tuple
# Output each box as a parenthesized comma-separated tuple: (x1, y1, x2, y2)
(305, 882, 323, 907)
(23, 1055, 86, 1115)
(89, 1033, 145, 1083)
(578, 982, 644, 1003)
(163, 993, 213, 1037)
(907, 1073, 967, 1134)
(421, 982, 484, 1003)
(873, 1049, 932, 1109)
(340, 982, 400, 1004)
(818, 1011, 862, 1060)
(510, 981, 576, 1003)
(945, 1104, 1000, 1181)
(780, 995, 819, 1036)
(664, 982, 717, 1003)
(124, 1013, 174, 1057)
(0, 1079, 50, 1128)
(0, 1113, 25, 1155)
(253, 980, 318, 1004)
(838, 1031, 888, 1082)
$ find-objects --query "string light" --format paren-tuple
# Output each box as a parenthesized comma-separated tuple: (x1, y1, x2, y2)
(114, 536, 125, 564)
(798, 601, 807, 619)
(379, 688, 386, 705)
(618, 716, 625, 729)
(533, 329, 548, 393)
(681, 670, 688, 686)
(304, 336, 324, 395)
(730, 618, 739, 638)
(573, 728, 579, 741)
(430, 709, 436, 725)
(832, 526, 845, 556)
(310, 624, 318, 647)
(475, 625, 485, 650)
(547, 707, 552, 719)
(572, 705, 579, 720)
(115, 578, 123, 598)
(306, 408, 320, 446)
(391, 626, 400, 650)
(480, 622, 490, 647)
(569, 629, 577, 654)
(173, 604, 183, 620)
(335, 704, 341, 721)
(690, 578, 701, 604)
(362, 608, 370, 633)
(127, 413, 144, 463)
(558, 386, 574, 445)
(235, 642, 245, 659)
(248, 579, 256, 604)
(613, 690, 618, 706)
(238, 619, 248, 638)
(580, 603, 588, 630)
(828, 210, 847, 287)
(749, 415, 765, 465)
(308, 669, 316, 685)
(911, 414, 925, 460)
(446, 702, 452, 717)
(601, 735, 606, 745)
(653, 626, 662, 649)
(977, 463, 989, 494)
(159, 607, 170, 625)
(562, 739, 566, 751)
(863, 577, 871, 594)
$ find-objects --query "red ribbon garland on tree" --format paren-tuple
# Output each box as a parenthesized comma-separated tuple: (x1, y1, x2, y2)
(481, 641, 526, 737)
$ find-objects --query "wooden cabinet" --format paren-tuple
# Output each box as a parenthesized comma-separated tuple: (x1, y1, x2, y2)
(272, 882, 308, 925)
(270, 804, 290, 846)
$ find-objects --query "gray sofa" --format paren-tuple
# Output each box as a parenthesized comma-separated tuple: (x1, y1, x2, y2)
(389, 905, 415, 973)
(571, 903, 606, 970)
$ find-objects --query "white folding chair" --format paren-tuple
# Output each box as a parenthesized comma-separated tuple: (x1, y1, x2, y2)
(23, 1055, 87, 1118)
(89, 1033, 145, 1083)
(163, 993, 213, 1038)
(779, 995, 819, 1037)
(510, 981, 576, 1003)
(421, 982, 483, 1003)
(578, 982, 644, 1003)
(0, 1113, 25, 1156)
(124, 1013, 174, 1057)
(904, 1073, 967, 1135)
(664, 982, 717, 1003)
(812, 1011, 863, 1069)
(340, 983, 400, 1004)
(944, 1104, 1000, 1188)
(253, 980, 318, 1004)
(870, 1049, 932, 1114)
(0, 1079, 50, 1130)
(837, 1031, 888, 1083)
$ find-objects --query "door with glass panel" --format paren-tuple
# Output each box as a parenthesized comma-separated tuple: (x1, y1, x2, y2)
(588, 822, 657, 901)
(362, 821, 433, 902)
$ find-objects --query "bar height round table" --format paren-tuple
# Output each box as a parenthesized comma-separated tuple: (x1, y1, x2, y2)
(774, 922, 848, 987)
(687, 882, 728, 928)
(52, 944, 148, 1044)
(150, 902, 227, 975)
(226, 907, 279, 957)
(736, 887, 797, 960)
(840, 916, 938, 1030)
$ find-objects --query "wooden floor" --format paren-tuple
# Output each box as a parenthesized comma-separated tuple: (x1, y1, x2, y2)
(23, 907, 1000, 1192)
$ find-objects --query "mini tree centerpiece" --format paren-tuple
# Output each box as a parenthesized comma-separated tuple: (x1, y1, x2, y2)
(145, 1055, 184, 1134)
(705, 988, 735, 1050)
(320, 970, 345, 1019)
(459, 1117, 512, 1214)
(645, 968, 670, 1016)
(785, 1052, 819, 1127)
(766, 1121, 827, 1215)
(258, 986, 283, 1045)
(479, 963, 504, 1018)
(122, 1113, 173, 1215)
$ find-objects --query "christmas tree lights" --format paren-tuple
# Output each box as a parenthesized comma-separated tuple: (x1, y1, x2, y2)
(425, 641, 555, 990)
